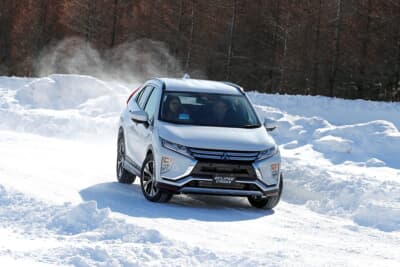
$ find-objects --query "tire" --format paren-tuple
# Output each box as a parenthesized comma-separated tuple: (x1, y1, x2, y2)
(140, 154, 172, 203)
(248, 174, 283, 209)
(116, 135, 136, 184)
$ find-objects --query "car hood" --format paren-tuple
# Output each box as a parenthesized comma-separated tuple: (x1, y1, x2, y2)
(158, 121, 276, 151)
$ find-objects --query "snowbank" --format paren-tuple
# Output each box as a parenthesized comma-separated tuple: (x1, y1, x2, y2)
(16, 74, 115, 110)
(248, 92, 400, 129)
(252, 95, 400, 232)
(0, 74, 128, 138)
(255, 105, 400, 169)
(0, 184, 251, 266)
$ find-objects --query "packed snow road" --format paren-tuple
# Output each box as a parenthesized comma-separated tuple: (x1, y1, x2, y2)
(0, 75, 399, 266)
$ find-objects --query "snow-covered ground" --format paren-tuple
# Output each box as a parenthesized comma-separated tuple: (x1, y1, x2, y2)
(0, 74, 399, 266)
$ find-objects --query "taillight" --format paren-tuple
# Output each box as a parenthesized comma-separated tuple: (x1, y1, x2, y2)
(126, 86, 140, 105)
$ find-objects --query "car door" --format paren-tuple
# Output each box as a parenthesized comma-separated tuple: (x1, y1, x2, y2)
(125, 85, 154, 166)
(136, 85, 161, 165)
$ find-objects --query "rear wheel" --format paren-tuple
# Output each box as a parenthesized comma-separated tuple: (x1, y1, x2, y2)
(248, 174, 283, 209)
(140, 154, 172, 203)
(116, 135, 136, 184)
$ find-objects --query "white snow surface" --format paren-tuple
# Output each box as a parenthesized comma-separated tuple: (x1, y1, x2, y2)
(0, 74, 399, 266)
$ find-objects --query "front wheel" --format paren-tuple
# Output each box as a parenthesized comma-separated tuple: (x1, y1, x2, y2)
(140, 154, 172, 203)
(248, 174, 283, 209)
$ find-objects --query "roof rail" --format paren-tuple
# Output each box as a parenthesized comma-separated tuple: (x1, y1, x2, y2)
(152, 78, 166, 90)
(222, 81, 245, 94)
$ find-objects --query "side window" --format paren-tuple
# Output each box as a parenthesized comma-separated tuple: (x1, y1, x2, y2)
(135, 86, 145, 101)
(138, 86, 154, 110)
(144, 87, 160, 123)
(127, 88, 141, 111)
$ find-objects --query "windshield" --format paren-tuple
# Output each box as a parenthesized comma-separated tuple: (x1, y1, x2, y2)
(159, 92, 261, 128)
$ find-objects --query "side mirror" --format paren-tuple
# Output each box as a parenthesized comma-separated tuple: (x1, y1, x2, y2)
(264, 118, 277, 132)
(130, 110, 149, 124)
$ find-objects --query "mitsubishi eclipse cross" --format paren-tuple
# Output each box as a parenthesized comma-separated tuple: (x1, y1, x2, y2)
(116, 77, 283, 209)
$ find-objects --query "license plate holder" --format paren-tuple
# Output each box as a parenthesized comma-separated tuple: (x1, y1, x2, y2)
(214, 176, 236, 184)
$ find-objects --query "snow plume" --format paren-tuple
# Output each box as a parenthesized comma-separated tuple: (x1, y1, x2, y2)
(35, 37, 183, 86)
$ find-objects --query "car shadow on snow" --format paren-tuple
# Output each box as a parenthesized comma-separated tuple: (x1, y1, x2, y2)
(79, 182, 273, 222)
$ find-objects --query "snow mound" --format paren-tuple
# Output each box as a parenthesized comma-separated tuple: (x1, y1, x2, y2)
(256, 103, 400, 168)
(366, 158, 386, 167)
(249, 92, 400, 129)
(1, 184, 251, 266)
(313, 135, 353, 153)
(282, 152, 400, 232)
(354, 202, 400, 232)
(0, 74, 128, 137)
(0, 76, 34, 91)
(252, 95, 400, 231)
(49, 201, 111, 235)
(15, 74, 114, 110)
(0, 108, 119, 138)
(314, 120, 400, 167)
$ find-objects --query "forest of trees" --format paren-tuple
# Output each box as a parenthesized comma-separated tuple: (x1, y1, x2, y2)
(1, 0, 400, 101)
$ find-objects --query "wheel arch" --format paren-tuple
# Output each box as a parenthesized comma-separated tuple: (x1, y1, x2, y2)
(145, 145, 154, 158)
(118, 126, 124, 139)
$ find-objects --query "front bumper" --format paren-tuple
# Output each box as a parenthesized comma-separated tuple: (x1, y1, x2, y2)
(157, 146, 281, 197)
(157, 176, 280, 197)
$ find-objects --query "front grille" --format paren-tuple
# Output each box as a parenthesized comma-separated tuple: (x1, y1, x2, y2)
(189, 147, 259, 161)
(186, 180, 260, 191)
(190, 161, 257, 179)
(198, 181, 246, 189)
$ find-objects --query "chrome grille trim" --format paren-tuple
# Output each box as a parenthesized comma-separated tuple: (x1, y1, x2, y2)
(188, 148, 259, 161)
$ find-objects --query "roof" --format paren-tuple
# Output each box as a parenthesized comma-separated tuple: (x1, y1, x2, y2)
(157, 78, 242, 95)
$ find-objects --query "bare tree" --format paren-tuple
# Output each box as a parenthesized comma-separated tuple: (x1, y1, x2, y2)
(185, 0, 195, 72)
(62, 0, 109, 44)
(109, 0, 131, 47)
(277, 8, 290, 93)
(0, 0, 18, 73)
(312, 0, 323, 95)
(329, 0, 343, 97)
(356, 0, 372, 98)
(110, 0, 119, 47)
(226, 0, 237, 80)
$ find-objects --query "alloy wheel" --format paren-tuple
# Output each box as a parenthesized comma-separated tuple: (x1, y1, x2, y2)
(142, 159, 158, 197)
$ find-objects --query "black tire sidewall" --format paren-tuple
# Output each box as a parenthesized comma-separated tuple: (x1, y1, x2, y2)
(140, 154, 160, 201)
(116, 136, 136, 184)
(140, 154, 172, 202)
(248, 174, 283, 209)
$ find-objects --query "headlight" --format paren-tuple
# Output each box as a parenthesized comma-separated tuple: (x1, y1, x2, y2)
(160, 137, 192, 158)
(257, 144, 278, 161)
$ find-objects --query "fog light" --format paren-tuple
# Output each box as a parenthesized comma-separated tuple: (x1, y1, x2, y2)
(161, 156, 173, 173)
(271, 163, 280, 179)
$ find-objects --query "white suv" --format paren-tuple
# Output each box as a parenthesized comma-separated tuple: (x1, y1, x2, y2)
(117, 77, 283, 209)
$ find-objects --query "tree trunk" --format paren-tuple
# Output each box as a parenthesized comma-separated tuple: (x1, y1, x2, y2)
(185, 0, 195, 72)
(110, 0, 119, 47)
(312, 0, 322, 95)
(394, 32, 400, 101)
(271, 0, 281, 92)
(393, 4, 400, 101)
(277, 9, 289, 93)
(173, 0, 184, 58)
(226, 0, 237, 80)
(329, 0, 343, 97)
(358, 0, 371, 99)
